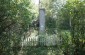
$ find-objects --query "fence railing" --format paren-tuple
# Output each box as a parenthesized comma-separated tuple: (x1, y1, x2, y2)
(21, 34, 62, 47)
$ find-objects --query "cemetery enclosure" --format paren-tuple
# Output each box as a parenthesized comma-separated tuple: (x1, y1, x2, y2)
(0, 0, 85, 55)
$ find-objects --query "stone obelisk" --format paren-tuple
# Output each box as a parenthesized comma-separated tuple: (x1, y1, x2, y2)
(38, 0, 45, 46)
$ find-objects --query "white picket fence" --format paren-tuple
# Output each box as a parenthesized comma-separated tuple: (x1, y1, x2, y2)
(21, 34, 61, 46)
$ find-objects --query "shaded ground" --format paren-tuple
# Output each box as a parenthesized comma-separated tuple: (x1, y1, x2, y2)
(20, 46, 63, 55)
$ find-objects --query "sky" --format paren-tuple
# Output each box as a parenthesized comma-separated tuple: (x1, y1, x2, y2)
(33, 0, 39, 5)
(32, 0, 67, 5)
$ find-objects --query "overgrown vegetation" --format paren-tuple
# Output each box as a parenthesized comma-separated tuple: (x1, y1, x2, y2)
(0, 0, 85, 55)
(0, 0, 34, 55)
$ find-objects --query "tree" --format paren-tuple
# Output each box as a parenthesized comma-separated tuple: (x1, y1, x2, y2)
(0, 0, 35, 55)
(58, 0, 85, 55)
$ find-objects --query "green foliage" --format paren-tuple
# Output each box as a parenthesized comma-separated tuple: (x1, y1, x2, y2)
(0, 0, 85, 55)
(0, 0, 34, 55)
(58, 0, 85, 55)
(46, 17, 56, 34)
